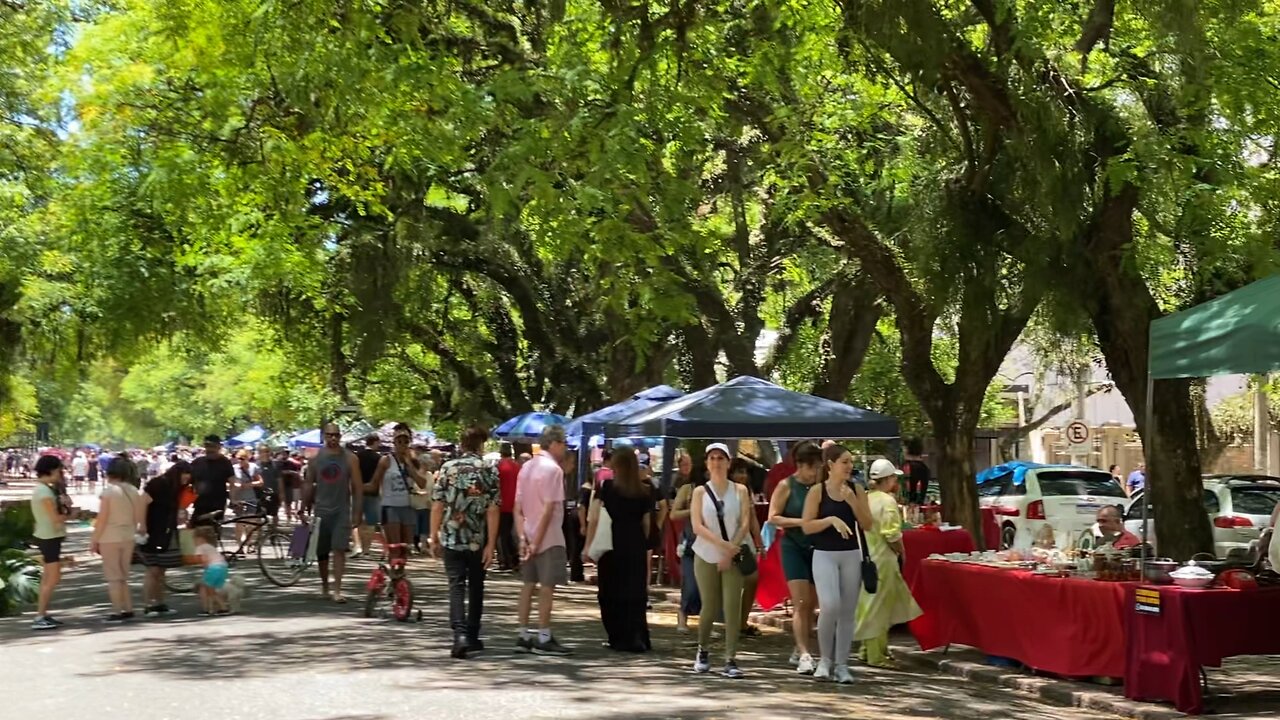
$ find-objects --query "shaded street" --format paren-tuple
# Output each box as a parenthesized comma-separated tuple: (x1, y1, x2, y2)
(0, 536, 1128, 720)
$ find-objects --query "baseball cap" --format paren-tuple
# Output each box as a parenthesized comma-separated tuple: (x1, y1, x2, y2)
(203, 434, 222, 445)
(870, 458, 903, 480)
(704, 442, 731, 459)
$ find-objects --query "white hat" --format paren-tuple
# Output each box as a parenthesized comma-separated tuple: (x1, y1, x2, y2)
(704, 442, 732, 459)
(869, 458, 903, 480)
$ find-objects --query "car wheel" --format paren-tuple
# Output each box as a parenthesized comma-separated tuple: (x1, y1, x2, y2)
(1001, 523, 1017, 550)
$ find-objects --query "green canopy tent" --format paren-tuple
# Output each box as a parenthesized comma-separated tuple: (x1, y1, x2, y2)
(1149, 273, 1280, 380)
(1143, 273, 1280, 554)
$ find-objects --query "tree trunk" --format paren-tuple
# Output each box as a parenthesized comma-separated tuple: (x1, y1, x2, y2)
(329, 312, 352, 405)
(1075, 187, 1214, 560)
(813, 277, 882, 400)
(679, 321, 720, 389)
(930, 410, 985, 549)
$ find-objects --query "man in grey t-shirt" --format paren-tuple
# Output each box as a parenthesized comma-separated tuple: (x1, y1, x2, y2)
(303, 422, 363, 604)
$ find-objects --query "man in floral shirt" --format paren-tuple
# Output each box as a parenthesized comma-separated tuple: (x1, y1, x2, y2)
(430, 425, 500, 659)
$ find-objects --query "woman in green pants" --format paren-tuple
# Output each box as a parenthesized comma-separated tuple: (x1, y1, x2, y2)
(689, 443, 753, 679)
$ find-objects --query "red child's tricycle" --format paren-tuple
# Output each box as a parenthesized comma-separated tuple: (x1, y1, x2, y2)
(362, 542, 421, 622)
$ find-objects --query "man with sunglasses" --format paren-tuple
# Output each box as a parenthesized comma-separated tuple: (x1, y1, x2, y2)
(303, 422, 364, 604)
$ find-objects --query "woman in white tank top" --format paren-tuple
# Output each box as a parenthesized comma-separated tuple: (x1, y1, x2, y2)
(365, 424, 425, 563)
(688, 443, 753, 679)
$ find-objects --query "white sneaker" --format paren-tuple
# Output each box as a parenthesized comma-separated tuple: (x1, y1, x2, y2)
(693, 647, 711, 673)
(796, 653, 817, 675)
(834, 665, 855, 684)
(788, 650, 800, 665)
(813, 659, 832, 680)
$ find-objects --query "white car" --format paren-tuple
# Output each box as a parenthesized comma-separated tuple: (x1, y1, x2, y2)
(1123, 475, 1280, 559)
(977, 464, 1131, 550)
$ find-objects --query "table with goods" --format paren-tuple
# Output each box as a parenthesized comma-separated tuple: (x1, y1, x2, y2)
(908, 544, 1280, 714)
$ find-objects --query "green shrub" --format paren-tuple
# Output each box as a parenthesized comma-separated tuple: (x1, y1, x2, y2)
(0, 548, 40, 616)
(0, 504, 36, 550)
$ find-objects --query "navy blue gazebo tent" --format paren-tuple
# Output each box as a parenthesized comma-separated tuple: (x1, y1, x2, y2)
(606, 376, 899, 440)
(605, 376, 899, 493)
(565, 384, 686, 489)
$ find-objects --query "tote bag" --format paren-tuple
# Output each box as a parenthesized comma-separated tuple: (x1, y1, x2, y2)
(586, 486, 614, 561)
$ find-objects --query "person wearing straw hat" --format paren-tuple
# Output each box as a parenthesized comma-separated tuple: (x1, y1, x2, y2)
(854, 458, 922, 669)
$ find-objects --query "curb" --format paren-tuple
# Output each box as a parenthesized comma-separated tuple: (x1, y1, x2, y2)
(658, 593, 1187, 719)
(889, 646, 1185, 720)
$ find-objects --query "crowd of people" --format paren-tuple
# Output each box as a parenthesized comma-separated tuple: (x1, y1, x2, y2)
(21, 424, 927, 684)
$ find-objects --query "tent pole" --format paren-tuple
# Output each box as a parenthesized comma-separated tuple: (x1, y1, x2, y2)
(576, 431, 592, 493)
(661, 440, 677, 497)
(1141, 375, 1154, 566)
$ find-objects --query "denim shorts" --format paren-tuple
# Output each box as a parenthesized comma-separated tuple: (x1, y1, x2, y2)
(381, 505, 414, 526)
(361, 496, 381, 526)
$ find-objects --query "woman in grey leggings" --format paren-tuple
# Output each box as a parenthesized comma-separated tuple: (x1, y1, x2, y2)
(802, 444, 873, 683)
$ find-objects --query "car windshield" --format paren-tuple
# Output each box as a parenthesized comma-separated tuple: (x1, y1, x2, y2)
(1037, 471, 1127, 498)
(1230, 486, 1280, 516)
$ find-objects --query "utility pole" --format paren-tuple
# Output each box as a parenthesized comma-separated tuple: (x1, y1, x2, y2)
(1069, 364, 1090, 467)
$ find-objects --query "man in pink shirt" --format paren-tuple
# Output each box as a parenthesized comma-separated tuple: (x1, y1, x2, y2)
(513, 424, 571, 655)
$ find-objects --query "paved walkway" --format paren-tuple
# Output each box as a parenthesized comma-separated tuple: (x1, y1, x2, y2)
(2, 534, 1130, 720)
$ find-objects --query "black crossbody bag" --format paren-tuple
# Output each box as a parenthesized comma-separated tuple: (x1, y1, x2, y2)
(850, 484, 878, 593)
(705, 484, 757, 576)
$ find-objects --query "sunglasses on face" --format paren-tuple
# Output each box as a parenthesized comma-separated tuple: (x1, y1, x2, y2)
(324, 432, 340, 438)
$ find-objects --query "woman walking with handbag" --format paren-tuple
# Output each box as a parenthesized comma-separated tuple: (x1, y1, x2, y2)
(855, 459, 922, 668)
(93, 457, 147, 623)
(583, 446, 652, 652)
(689, 443, 753, 679)
(802, 443, 873, 684)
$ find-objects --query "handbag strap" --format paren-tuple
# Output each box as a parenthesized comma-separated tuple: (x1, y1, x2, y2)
(704, 484, 732, 544)
(389, 454, 413, 494)
(851, 486, 868, 554)
(828, 481, 867, 553)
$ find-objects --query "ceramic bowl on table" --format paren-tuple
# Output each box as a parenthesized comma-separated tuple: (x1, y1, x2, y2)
(1171, 575, 1214, 588)
(1142, 559, 1178, 585)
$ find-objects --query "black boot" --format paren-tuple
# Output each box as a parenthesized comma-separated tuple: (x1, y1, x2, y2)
(451, 635, 470, 659)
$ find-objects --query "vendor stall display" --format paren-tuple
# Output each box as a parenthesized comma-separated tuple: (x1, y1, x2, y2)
(909, 558, 1131, 678)
(1126, 584, 1280, 714)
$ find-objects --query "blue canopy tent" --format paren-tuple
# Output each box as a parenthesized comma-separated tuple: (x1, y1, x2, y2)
(564, 384, 686, 491)
(492, 411, 571, 443)
(225, 425, 267, 448)
(287, 428, 324, 449)
(607, 376, 899, 440)
(976, 461, 1047, 486)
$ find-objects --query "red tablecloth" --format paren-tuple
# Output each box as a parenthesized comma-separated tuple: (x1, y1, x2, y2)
(901, 528, 976, 588)
(663, 518, 685, 586)
(1125, 585, 1280, 714)
(909, 559, 1132, 678)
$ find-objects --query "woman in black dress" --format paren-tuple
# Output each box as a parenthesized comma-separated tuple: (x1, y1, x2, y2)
(139, 460, 192, 615)
(584, 446, 652, 652)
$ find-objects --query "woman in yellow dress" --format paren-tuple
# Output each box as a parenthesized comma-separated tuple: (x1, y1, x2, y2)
(855, 458, 922, 668)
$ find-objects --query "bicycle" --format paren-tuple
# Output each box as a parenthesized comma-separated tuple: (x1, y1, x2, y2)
(165, 504, 313, 592)
(362, 542, 421, 622)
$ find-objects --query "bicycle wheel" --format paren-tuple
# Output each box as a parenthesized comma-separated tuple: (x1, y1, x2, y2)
(257, 528, 310, 587)
(164, 563, 201, 594)
(391, 577, 413, 622)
